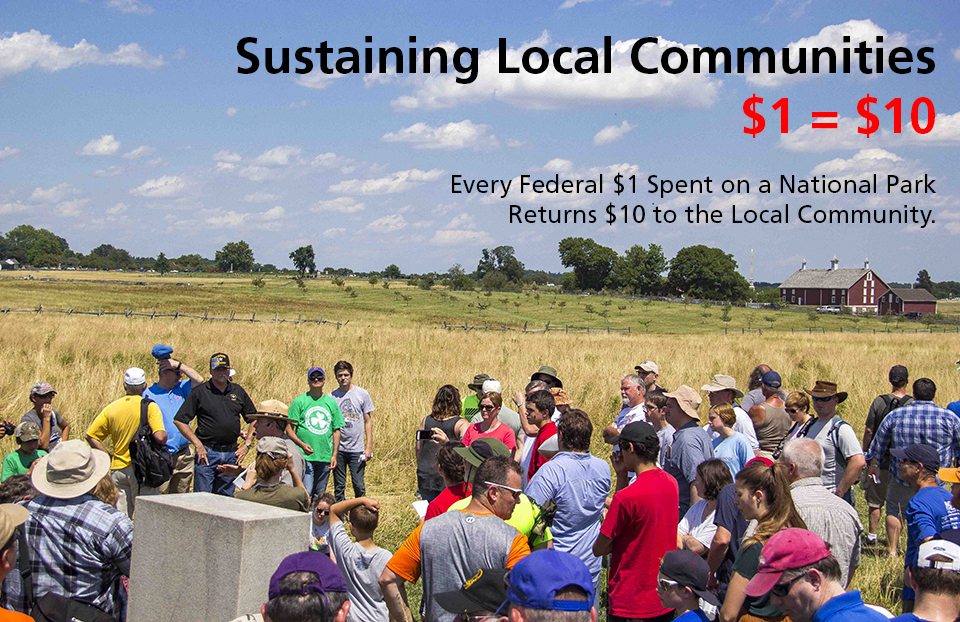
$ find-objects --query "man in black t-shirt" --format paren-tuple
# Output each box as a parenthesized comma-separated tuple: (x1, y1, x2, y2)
(174, 352, 257, 495)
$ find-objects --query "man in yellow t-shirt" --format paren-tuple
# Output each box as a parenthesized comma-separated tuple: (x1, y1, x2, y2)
(86, 367, 166, 518)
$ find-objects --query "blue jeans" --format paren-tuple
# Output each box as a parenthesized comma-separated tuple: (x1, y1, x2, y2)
(333, 451, 366, 502)
(194, 447, 239, 496)
(303, 461, 332, 502)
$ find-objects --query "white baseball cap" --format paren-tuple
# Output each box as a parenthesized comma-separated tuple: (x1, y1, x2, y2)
(637, 361, 660, 375)
(124, 367, 147, 386)
(918, 537, 960, 571)
(482, 379, 502, 394)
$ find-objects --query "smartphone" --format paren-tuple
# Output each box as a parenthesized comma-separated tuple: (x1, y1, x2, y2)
(416, 429, 433, 441)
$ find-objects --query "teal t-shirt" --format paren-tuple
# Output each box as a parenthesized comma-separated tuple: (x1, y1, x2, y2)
(288, 392, 344, 463)
(1, 449, 47, 481)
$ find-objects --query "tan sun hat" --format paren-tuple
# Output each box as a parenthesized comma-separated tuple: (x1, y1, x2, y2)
(0, 504, 28, 546)
(31, 439, 111, 499)
(663, 385, 703, 420)
(701, 374, 744, 399)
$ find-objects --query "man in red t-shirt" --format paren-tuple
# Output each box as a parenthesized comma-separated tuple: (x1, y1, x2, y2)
(594, 422, 679, 622)
(525, 390, 557, 481)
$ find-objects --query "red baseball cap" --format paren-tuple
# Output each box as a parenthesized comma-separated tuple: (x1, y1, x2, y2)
(743, 529, 832, 598)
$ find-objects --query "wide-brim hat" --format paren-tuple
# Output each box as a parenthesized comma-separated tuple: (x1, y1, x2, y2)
(32, 439, 111, 499)
(804, 380, 847, 403)
(663, 385, 703, 420)
(467, 374, 490, 391)
(700, 374, 744, 399)
(252, 399, 291, 423)
(531, 366, 562, 388)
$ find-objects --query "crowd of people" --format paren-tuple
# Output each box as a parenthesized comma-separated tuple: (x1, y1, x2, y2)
(0, 350, 958, 622)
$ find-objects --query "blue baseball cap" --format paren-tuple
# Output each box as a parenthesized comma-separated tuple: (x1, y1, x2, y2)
(307, 367, 324, 378)
(151, 344, 173, 360)
(506, 550, 593, 612)
(761, 370, 782, 388)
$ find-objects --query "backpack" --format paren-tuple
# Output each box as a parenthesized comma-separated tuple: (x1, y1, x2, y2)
(129, 397, 173, 487)
(873, 394, 913, 465)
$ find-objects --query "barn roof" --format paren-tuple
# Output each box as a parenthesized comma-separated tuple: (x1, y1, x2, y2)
(780, 268, 870, 289)
(890, 287, 937, 302)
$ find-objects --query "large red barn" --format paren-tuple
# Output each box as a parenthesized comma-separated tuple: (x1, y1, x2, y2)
(779, 258, 890, 313)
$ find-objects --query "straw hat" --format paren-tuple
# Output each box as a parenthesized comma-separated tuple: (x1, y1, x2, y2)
(700, 374, 744, 399)
(31, 440, 111, 499)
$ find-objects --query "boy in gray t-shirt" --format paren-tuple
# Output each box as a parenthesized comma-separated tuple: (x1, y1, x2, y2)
(328, 496, 392, 622)
(331, 361, 376, 502)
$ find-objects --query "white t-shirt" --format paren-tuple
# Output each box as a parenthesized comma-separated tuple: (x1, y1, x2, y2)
(678, 499, 718, 548)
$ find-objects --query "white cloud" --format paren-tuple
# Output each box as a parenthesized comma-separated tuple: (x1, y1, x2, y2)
(505, 139, 525, 148)
(781, 110, 960, 152)
(214, 162, 237, 173)
(364, 214, 408, 233)
(122, 145, 155, 159)
(593, 120, 636, 145)
(254, 145, 301, 166)
(226, 107, 238, 117)
(382, 120, 499, 150)
(430, 213, 495, 246)
(106, 203, 128, 215)
(79, 134, 120, 156)
(237, 166, 278, 182)
(0, 202, 28, 214)
(130, 175, 185, 197)
(323, 227, 347, 238)
(946, 222, 960, 235)
(57, 199, 88, 216)
(810, 148, 905, 177)
(312, 197, 366, 214)
(93, 165, 123, 177)
(105, 0, 154, 14)
(536, 158, 575, 173)
(310, 152, 358, 173)
(387, 32, 722, 111)
(329, 168, 444, 195)
(213, 150, 242, 163)
(30, 183, 75, 204)
(954, 48, 960, 62)
(243, 192, 280, 203)
(0, 30, 163, 78)
(206, 211, 248, 227)
(0, 147, 19, 159)
(261, 205, 285, 220)
(296, 72, 345, 90)
(744, 20, 908, 88)
(288, 99, 308, 109)
(559, 0, 595, 8)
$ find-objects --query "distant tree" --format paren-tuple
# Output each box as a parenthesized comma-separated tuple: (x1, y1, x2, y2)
(475, 246, 525, 283)
(720, 305, 733, 324)
(289, 245, 316, 278)
(916, 269, 934, 293)
(558, 237, 618, 291)
(155, 252, 170, 276)
(175, 253, 207, 272)
(445, 264, 475, 291)
(215, 240, 255, 272)
(251, 276, 265, 290)
(295, 276, 307, 294)
(667, 245, 750, 301)
(4, 225, 71, 266)
(381, 281, 390, 289)
(383, 264, 402, 279)
(418, 275, 434, 290)
(368, 275, 379, 287)
(609, 243, 668, 295)
(481, 271, 508, 291)
(332, 276, 345, 288)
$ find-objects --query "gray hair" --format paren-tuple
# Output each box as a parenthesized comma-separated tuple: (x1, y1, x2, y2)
(525, 379, 548, 394)
(622, 374, 644, 391)
(124, 382, 146, 396)
(779, 438, 824, 479)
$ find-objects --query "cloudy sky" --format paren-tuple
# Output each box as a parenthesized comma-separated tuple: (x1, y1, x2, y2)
(1, 1, 959, 281)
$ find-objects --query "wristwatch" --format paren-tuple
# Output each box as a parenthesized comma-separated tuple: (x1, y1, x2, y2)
(244, 441, 252, 448)
(175, 362, 182, 371)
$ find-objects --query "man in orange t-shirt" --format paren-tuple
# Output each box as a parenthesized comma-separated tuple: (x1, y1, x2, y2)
(379, 455, 530, 622)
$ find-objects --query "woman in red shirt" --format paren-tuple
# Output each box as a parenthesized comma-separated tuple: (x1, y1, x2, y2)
(461, 393, 519, 461)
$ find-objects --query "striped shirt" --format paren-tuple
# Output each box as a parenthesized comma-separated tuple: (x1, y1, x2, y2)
(865, 400, 960, 487)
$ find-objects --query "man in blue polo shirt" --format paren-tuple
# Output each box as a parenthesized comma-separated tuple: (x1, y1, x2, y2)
(143, 345, 204, 494)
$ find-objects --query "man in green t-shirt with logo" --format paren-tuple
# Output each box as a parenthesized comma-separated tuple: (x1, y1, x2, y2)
(287, 367, 344, 501)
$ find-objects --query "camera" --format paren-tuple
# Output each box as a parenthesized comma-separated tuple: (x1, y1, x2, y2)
(3, 423, 15, 436)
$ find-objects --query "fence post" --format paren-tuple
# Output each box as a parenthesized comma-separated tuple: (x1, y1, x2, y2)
(275, 312, 279, 324)
(204, 310, 208, 321)
(151, 308, 156, 319)
(175, 309, 180, 319)
(36, 304, 42, 315)
(626, 327, 631, 335)
(251, 312, 256, 322)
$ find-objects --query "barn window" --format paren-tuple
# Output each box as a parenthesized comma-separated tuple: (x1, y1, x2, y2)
(791, 296, 795, 303)
(831, 296, 836, 303)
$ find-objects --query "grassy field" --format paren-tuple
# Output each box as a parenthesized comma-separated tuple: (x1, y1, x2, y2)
(0, 272, 956, 615)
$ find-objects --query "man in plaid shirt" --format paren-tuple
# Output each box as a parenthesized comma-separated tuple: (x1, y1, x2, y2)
(0, 440, 132, 621)
(865, 377, 960, 556)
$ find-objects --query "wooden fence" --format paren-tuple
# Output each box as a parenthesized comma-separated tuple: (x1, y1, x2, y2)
(0, 305, 345, 327)
(442, 321, 630, 334)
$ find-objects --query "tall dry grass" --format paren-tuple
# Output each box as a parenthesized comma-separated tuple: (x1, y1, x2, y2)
(1, 313, 956, 614)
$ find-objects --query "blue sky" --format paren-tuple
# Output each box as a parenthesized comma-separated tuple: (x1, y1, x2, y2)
(1, 0, 958, 282)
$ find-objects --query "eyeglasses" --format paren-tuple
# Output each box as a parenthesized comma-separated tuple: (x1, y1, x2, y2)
(771, 572, 808, 598)
(309, 375, 324, 382)
(314, 508, 330, 516)
(812, 396, 834, 403)
(785, 408, 802, 414)
(459, 615, 500, 622)
(657, 578, 678, 592)
(479, 404, 496, 411)
(485, 481, 522, 500)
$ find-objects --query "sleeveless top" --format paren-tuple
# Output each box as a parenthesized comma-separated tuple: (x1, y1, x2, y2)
(755, 403, 792, 453)
(417, 416, 461, 495)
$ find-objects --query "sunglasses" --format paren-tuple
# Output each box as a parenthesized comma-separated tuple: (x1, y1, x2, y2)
(459, 615, 500, 622)
(771, 572, 807, 598)
(785, 408, 803, 414)
(314, 508, 330, 516)
(309, 375, 324, 381)
(479, 404, 496, 411)
(657, 577, 678, 592)
(812, 396, 835, 402)
(485, 481, 522, 500)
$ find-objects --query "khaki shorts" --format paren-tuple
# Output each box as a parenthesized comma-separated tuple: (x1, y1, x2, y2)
(864, 467, 891, 509)
(886, 479, 915, 519)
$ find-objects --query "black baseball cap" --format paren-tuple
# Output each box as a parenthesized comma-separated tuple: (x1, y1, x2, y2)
(659, 550, 720, 606)
(891, 443, 941, 472)
(210, 352, 230, 370)
(609, 421, 658, 446)
(435, 568, 509, 616)
(889, 365, 909, 383)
